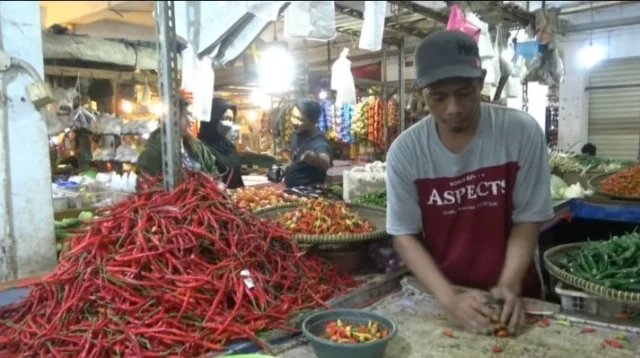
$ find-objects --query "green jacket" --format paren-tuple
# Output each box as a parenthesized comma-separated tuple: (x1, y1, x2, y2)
(137, 129, 219, 176)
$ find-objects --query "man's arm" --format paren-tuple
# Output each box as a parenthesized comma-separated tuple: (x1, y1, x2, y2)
(499, 116, 554, 293)
(302, 137, 332, 170)
(386, 143, 456, 303)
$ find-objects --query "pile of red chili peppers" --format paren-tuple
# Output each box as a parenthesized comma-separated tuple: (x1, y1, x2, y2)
(0, 172, 356, 357)
(600, 164, 640, 197)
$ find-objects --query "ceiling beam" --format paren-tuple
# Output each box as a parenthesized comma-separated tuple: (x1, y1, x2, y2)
(334, 4, 429, 39)
(387, 1, 449, 24)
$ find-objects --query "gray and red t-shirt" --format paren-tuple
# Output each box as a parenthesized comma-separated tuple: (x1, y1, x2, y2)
(386, 103, 553, 299)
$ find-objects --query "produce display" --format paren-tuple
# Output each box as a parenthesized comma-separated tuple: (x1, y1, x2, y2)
(352, 190, 386, 208)
(550, 174, 590, 200)
(0, 172, 357, 356)
(600, 165, 640, 197)
(553, 232, 640, 291)
(323, 319, 389, 344)
(54, 211, 94, 253)
(343, 161, 386, 202)
(279, 199, 375, 235)
(231, 186, 302, 211)
(548, 149, 634, 174)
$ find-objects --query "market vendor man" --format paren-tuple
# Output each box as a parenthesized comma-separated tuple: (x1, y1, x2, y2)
(284, 99, 332, 188)
(137, 95, 219, 177)
(386, 31, 553, 335)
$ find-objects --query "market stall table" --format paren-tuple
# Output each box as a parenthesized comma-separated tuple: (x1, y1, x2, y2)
(275, 277, 640, 358)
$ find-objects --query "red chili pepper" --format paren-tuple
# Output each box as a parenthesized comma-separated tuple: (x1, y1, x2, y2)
(537, 318, 550, 328)
(603, 338, 623, 348)
(581, 326, 596, 333)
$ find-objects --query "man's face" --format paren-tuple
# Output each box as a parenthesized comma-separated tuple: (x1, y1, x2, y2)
(290, 107, 314, 134)
(422, 78, 483, 133)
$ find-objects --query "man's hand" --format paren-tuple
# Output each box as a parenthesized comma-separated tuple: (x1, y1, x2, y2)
(490, 285, 524, 334)
(301, 151, 319, 166)
(443, 291, 494, 334)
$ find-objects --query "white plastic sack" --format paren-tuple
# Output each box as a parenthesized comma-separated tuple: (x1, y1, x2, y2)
(174, 1, 248, 56)
(245, 1, 287, 21)
(284, 1, 336, 41)
(359, 1, 387, 51)
(180, 45, 215, 123)
(331, 49, 356, 107)
(466, 13, 493, 59)
(213, 15, 271, 65)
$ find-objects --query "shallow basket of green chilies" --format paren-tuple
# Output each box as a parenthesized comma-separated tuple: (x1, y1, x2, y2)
(544, 231, 640, 303)
(351, 190, 387, 209)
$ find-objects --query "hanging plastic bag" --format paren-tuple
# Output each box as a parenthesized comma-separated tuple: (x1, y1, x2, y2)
(359, 1, 387, 51)
(446, 4, 480, 42)
(284, 1, 336, 41)
(331, 48, 356, 107)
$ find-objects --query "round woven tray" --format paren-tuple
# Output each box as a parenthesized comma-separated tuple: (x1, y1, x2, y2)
(254, 202, 388, 244)
(543, 242, 640, 303)
(588, 172, 640, 202)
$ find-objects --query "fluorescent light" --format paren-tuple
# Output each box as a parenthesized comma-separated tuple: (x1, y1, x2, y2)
(259, 41, 294, 94)
(579, 44, 606, 69)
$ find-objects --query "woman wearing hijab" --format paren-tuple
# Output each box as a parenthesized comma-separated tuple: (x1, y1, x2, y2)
(137, 96, 219, 176)
(198, 97, 244, 189)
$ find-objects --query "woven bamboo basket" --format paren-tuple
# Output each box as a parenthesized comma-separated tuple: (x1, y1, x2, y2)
(254, 202, 388, 245)
(543, 242, 640, 304)
(588, 172, 640, 202)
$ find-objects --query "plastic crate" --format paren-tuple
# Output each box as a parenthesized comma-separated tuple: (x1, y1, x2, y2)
(555, 281, 640, 318)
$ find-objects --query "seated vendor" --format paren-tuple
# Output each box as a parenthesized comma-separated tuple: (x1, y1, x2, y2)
(284, 99, 332, 188)
(137, 96, 219, 177)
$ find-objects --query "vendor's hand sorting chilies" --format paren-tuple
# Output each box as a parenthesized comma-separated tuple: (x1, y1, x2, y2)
(385, 30, 553, 336)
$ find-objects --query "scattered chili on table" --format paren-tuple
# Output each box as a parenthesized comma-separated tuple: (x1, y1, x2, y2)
(279, 199, 375, 235)
(0, 172, 358, 357)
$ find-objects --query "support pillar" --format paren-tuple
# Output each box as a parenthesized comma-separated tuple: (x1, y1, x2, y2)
(0, 1, 56, 281)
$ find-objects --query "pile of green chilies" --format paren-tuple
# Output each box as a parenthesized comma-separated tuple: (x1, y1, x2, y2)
(352, 190, 387, 208)
(0, 172, 357, 357)
(555, 232, 640, 291)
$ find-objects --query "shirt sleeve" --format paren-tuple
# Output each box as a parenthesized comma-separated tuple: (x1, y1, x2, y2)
(512, 116, 554, 223)
(311, 136, 331, 155)
(386, 141, 423, 236)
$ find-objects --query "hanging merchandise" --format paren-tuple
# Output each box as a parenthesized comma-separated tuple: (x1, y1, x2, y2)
(367, 98, 383, 148)
(283, 107, 293, 143)
(446, 4, 480, 42)
(358, 1, 387, 51)
(337, 104, 354, 143)
(318, 100, 331, 133)
(331, 49, 357, 107)
(351, 100, 369, 142)
(466, 12, 497, 86)
(284, 1, 336, 41)
(387, 98, 400, 143)
(326, 103, 339, 141)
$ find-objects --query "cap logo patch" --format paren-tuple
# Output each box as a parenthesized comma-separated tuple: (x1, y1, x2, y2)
(458, 43, 479, 57)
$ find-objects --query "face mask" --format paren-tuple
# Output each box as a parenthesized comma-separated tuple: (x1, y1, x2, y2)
(217, 120, 240, 142)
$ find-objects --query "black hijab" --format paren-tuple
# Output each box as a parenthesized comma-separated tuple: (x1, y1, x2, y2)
(198, 97, 238, 155)
(198, 97, 244, 189)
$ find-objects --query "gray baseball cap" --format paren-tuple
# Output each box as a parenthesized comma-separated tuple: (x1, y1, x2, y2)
(414, 30, 484, 89)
